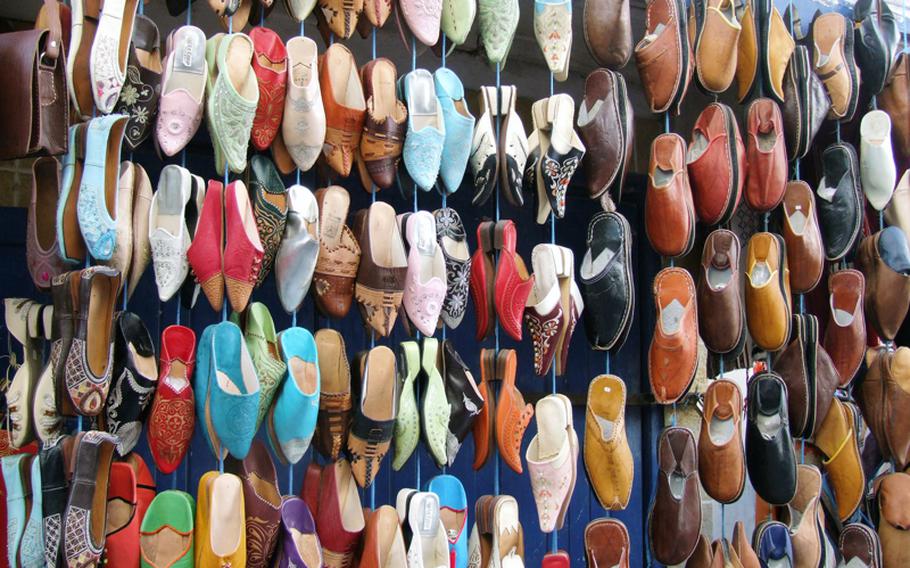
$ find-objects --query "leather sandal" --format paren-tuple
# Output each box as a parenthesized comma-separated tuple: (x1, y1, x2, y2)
(469, 220, 496, 341)
(63, 431, 118, 568)
(494, 220, 535, 342)
(494, 349, 534, 474)
(472, 348, 497, 470)
(313, 186, 361, 320)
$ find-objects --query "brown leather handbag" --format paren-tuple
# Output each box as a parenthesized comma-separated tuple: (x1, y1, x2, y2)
(774, 313, 839, 439)
(0, 0, 68, 160)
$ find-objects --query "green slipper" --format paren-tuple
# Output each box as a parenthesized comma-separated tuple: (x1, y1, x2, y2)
(140, 490, 195, 568)
(205, 32, 259, 174)
(421, 338, 451, 468)
(231, 302, 288, 431)
(393, 341, 421, 470)
(478, 0, 520, 67)
(442, 0, 477, 47)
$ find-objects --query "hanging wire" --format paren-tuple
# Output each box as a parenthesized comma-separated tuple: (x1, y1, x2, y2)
(492, 62, 503, 498)
(441, 35, 447, 68)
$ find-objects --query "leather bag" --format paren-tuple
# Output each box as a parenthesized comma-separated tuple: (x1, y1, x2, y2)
(0, 0, 68, 160)
(774, 313, 839, 439)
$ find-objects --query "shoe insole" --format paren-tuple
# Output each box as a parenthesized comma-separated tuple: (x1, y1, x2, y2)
(787, 207, 808, 233)
(708, 265, 732, 289)
(129, 343, 159, 379)
(87, 276, 115, 377)
(407, 70, 439, 132)
(528, 246, 559, 307)
(166, 358, 189, 392)
(496, 499, 521, 560)
(387, 526, 408, 565)
(320, 188, 350, 249)
(226, 36, 257, 101)
(653, 166, 674, 187)
(104, 120, 129, 218)
(412, 213, 441, 283)
(290, 39, 317, 88)
(708, 415, 735, 445)
(92, 443, 116, 542)
(768, 558, 792, 568)
(659, 299, 685, 334)
(669, 470, 687, 500)
(256, 51, 286, 73)
(290, 529, 322, 567)
(749, 262, 771, 286)
(534, 396, 568, 461)
(756, 412, 782, 439)
(106, 496, 135, 534)
(336, 461, 366, 532)
(74, 0, 103, 113)
(371, 60, 401, 121)
(832, 301, 856, 326)
(409, 494, 444, 567)
(581, 244, 617, 280)
(316, 332, 347, 394)
(141, 525, 192, 565)
(371, 204, 407, 269)
(440, 507, 466, 543)
(165, 27, 206, 99)
(289, 356, 318, 395)
(639, 23, 666, 47)
(814, 36, 841, 70)
(233, 183, 261, 245)
(758, 124, 777, 151)
(136, 44, 163, 74)
(34, 160, 59, 250)
(441, 233, 470, 262)
(210, 474, 243, 557)
(362, 347, 396, 421)
(577, 99, 604, 127)
(688, 130, 710, 162)
(329, 49, 365, 109)
(155, 167, 187, 237)
(548, 95, 574, 155)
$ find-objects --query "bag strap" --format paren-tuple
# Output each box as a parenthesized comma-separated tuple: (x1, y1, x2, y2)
(39, 0, 62, 61)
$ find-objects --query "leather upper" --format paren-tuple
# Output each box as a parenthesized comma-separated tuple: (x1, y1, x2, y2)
(634, 0, 692, 113)
(782, 45, 830, 161)
(648, 427, 701, 566)
(745, 372, 797, 505)
(580, 211, 635, 352)
(858, 347, 910, 470)
(853, 0, 900, 96)
(880, 53, 909, 161)
(775, 313, 838, 439)
(648, 267, 698, 404)
(744, 232, 791, 352)
(645, 133, 695, 258)
(698, 379, 745, 504)
(856, 230, 910, 341)
(823, 269, 866, 386)
(584, 0, 632, 69)
(577, 68, 633, 201)
(696, 229, 744, 355)
(583, 374, 633, 511)
(818, 142, 863, 261)
(686, 102, 744, 226)
(744, 98, 787, 212)
(781, 180, 824, 294)
(585, 518, 630, 568)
